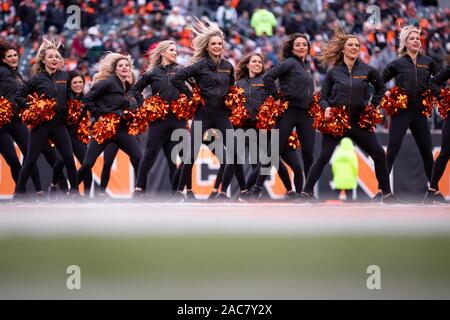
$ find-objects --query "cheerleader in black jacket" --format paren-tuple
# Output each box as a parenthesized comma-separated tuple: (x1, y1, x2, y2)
(14, 37, 79, 197)
(424, 66, 450, 203)
(50, 70, 93, 198)
(236, 53, 304, 197)
(0, 38, 70, 198)
(77, 53, 142, 189)
(301, 28, 396, 203)
(382, 25, 440, 192)
(246, 34, 315, 198)
(171, 20, 246, 201)
(131, 40, 188, 198)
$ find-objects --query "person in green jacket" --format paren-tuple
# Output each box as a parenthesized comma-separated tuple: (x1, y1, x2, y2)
(332, 138, 358, 201)
(250, 6, 278, 37)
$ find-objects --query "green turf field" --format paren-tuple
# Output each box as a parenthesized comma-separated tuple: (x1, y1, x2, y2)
(1, 236, 450, 299)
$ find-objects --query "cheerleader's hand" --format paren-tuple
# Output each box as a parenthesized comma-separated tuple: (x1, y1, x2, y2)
(384, 90, 391, 98)
(325, 107, 331, 120)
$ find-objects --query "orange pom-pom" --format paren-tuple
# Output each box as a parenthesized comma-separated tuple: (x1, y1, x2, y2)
(224, 86, 250, 127)
(66, 99, 83, 125)
(171, 86, 204, 121)
(142, 95, 169, 123)
(287, 131, 300, 150)
(359, 104, 383, 132)
(91, 113, 120, 144)
(20, 93, 56, 128)
(76, 111, 91, 144)
(325, 106, 351, 137)
(308, 92, 326, 131)
(256, 95, 289, 130)
(380, 86, 408, 116)
(122, 108, 149, 136)
(421, 89, 437, 118)
(0, 96, 14, 128)
(309, 103, 351, 137)
(437, 88, 450, 119)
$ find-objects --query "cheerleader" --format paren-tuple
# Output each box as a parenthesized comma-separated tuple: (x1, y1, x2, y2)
(382, 25, 440, 195)
(301, 28, 396, 203)
(0, 38, 68, 199)
(97, 70, 140, 199)
(171, 19, 247, 201)
(245, 33, 315, 198)
(77, 53, 142, 190)
(49, 70, 93, 198)
(13, 37, 79, 198)
(131, 40, 189, 198)
(236, 53, 304, 198)
(424, 66, 449, 203)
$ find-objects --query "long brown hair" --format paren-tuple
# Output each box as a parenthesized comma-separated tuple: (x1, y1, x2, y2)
(0, 38, 19, 65)
(281, 33, 310, 61)
(236, 53, 265, 80)
(318, 27, 359, 67)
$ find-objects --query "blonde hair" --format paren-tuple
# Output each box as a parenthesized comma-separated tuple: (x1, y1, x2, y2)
(32, 36, 63, 75)
(145, 40, 177, 73)
(398, 25, 421, 56)
(188, 17, 224, 65)
(92, 52, 134, 84)
(318, 27, 360, 67)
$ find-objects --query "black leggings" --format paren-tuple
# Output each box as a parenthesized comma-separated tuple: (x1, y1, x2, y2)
(136, 115, 186, 190)
(0, 117, 42, 191)
(254, 108, 315, 188)
(100, 143, 120, 192)
(100, 137, 150, 192)
(0, 133, 21, 182)
(215, 123, 302, 192)
(176, 107, 244, 192)
(52, 127, 90, 193)
(70, 129, 92, 193)
(44, 145, 68, 191)
(304, 125, 391, 195)
(430, 117, 450, 189)
(15, 119, 78, 194)
(386, 110, 434, 182)
(78, 126, 142, 188)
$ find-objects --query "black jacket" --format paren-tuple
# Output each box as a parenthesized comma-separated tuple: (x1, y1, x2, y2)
(0, 65, 24, 113)
(430, 66, 450, 95)
(83, 74, 131, 117)
(236, 74, 267, 121)
(131, 63, 181, 106)
(171, 55, 234, 111)
(16, 69, 69, 120)
(320, 59, 385, 122)
(382, 53, 440, 110)
(263, 56, 314, 110)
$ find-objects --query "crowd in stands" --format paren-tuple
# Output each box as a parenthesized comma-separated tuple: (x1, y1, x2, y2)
(0, 0, 449, 128)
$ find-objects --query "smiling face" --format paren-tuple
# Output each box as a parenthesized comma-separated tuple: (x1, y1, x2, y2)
(2, 49, 19, 68)
(342, 37, 360, 60)
(248, 55, 263, 76)
(43, 48, 61, 72)
(70, 76, 84, 95)
(162, 43, 177, 64)
(405, 31, 421, 53)
(207, 35, 223, 57)
(292, 36, 309, 60)
(115, 59, 130, 79)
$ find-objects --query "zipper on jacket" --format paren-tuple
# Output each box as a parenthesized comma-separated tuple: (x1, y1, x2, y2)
(349, 68, 352, 109)
(414, 62, 417, 103)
